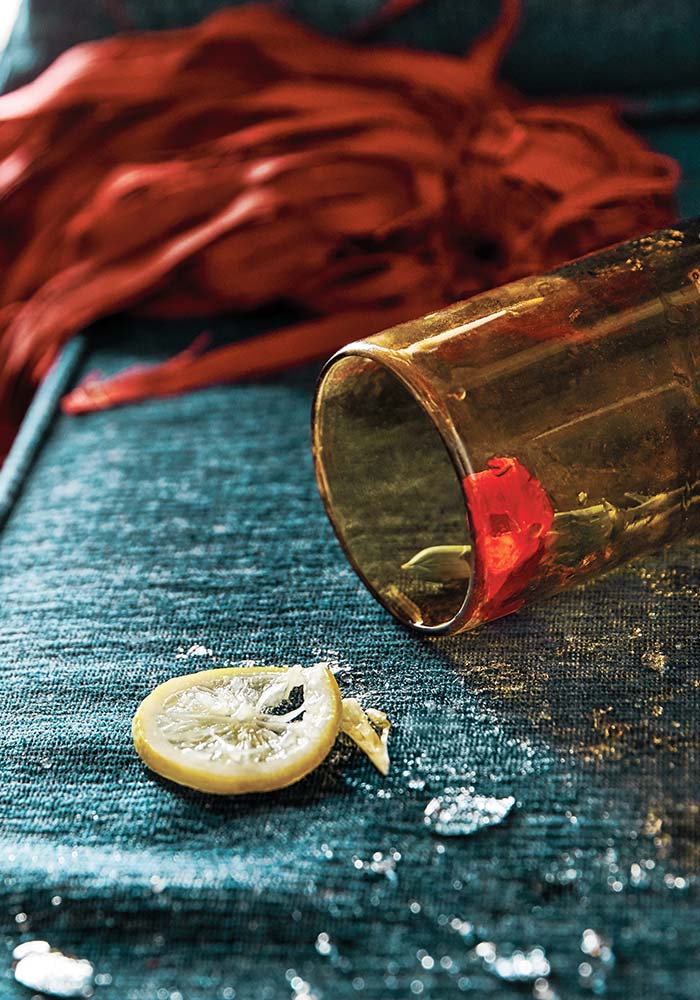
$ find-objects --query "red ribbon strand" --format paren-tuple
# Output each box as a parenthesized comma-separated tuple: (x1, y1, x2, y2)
(0, 1, 678, 421)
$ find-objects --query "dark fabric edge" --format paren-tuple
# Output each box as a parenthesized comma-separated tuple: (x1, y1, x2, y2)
(0, 336, 85, 531)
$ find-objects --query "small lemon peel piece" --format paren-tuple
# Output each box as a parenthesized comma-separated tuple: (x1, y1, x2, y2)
(340, 698, 391, 775)
(401, 544, 472, 582)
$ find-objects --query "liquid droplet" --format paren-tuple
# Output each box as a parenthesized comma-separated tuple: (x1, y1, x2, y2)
(407, 777, 426, 791)
(424, 788, 515, 836)
(475, 942, 550, 982)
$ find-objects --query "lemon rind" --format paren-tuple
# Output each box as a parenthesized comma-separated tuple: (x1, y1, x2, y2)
(132, 665, 342, 795)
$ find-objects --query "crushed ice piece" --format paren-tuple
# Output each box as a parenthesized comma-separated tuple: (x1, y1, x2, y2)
(12, 940, 51, 961)
(353, 850, 401, 882)
(424, 788, 515, 836)
(188, 644, 213, 657)
(315, 932, 333, 957)
(14, 945, 94, 998)
(311, 648, 348, 675)
(475, 942, 550, 982)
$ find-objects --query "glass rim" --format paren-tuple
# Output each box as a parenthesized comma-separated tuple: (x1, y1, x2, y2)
(311, 340, 478, 636)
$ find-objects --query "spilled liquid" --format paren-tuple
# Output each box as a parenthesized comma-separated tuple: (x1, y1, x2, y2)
(424, 787, 515, 836)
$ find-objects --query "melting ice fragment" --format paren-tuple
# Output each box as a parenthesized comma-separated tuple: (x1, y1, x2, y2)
(475, 941, 551, 981)
(14, 943, 94, 998)
(12, 940, 51, 961)
(424, 787, 515, 836)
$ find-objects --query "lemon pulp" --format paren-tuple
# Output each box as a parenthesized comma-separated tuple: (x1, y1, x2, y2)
(133, 664, 342, 794)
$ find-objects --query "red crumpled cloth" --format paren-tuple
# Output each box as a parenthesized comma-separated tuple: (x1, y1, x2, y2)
(0, 0, 678, 424)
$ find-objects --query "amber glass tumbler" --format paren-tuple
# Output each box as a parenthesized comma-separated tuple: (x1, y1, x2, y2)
(312, 221, 700, 634)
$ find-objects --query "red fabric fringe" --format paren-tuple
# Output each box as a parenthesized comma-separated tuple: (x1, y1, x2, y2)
(0, 1, 678, 420)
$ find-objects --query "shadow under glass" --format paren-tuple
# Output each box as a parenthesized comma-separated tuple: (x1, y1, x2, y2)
(314, 356, 472, 630)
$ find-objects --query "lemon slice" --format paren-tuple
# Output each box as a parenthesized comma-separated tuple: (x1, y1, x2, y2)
(133, 664, 342, 794)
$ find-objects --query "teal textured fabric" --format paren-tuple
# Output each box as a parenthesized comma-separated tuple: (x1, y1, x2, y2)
(2, 316, 700, 1000)
(2, 0, 700, 107)
(0, 338, 85, 530)
(0, 137, 699, 1000)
